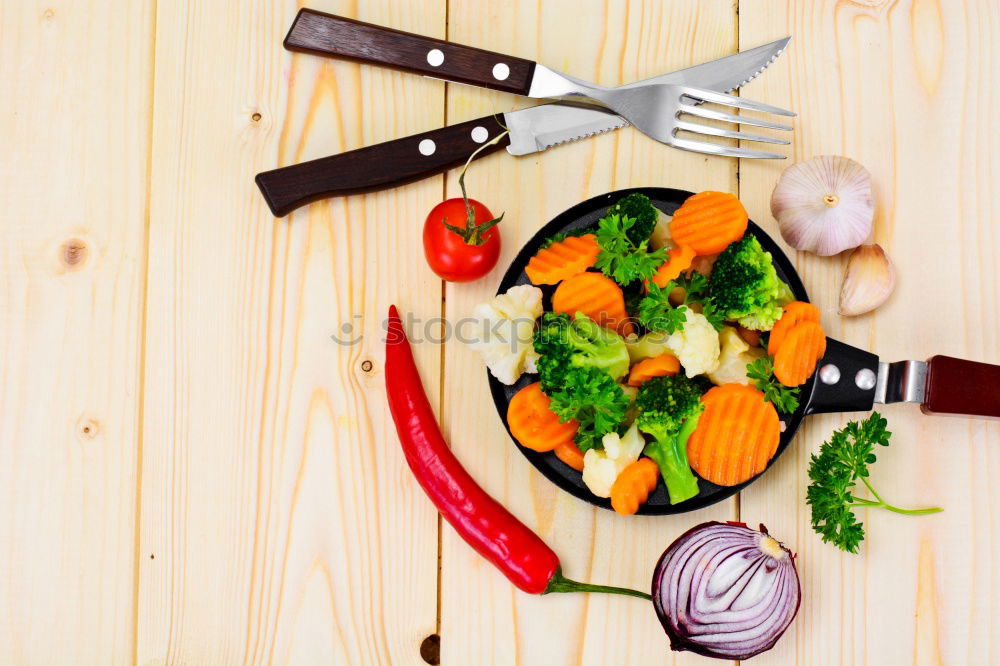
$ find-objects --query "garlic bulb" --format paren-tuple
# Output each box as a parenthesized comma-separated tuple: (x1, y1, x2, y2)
(839, 244, 895, 316)
(770, 155, 874, 256)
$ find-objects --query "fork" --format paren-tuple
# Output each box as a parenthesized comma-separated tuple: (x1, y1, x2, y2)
(284, 8, 795, 159)
(531, 66, 795, 158)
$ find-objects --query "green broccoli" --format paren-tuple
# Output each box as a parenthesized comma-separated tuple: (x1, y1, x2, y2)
(608, 193, 658, 246)
(533, 313, 630, 391)
(635, 374, 706, 504)
(547, 366, 630, 453)
(538, 225, 596, 249)
(708, 234, 794, 331)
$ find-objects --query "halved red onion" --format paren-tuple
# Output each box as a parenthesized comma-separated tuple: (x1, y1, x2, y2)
(652, 521, 800, 660)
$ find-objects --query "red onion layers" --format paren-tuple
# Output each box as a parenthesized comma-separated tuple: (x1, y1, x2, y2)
(652, 521, 800, 660)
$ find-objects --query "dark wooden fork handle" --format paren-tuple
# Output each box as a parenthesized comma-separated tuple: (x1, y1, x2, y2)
(255, 115, 510, 217)
(284, 8, 536, 96)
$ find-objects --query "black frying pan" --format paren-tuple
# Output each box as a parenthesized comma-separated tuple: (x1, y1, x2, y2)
(489, 187, 1000, 515)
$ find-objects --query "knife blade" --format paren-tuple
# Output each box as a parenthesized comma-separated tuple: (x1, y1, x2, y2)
(256, 39, 790, 217)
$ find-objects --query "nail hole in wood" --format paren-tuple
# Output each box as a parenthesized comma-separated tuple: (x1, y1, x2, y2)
(251, 112, 262, 122)
(78, 418, 99, 440)
(360, 360, 374, 373)
(149, 554, 155, 560)
(419, 634, 440, 665)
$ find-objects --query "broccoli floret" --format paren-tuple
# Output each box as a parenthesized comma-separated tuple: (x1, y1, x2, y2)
(635, 375, 706, 504)
(533, 313, 630, 391)
(708, 234, 794, 331)
(547, 366, 630, 453)
(539, 225, 596, 249)
(608, 193, 658, 246)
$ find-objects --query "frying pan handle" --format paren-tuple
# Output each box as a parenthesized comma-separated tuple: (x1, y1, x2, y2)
(922, 355, 1000, 419)
(804, 338, 879, 415)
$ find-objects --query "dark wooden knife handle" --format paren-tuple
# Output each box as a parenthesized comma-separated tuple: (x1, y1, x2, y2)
(255, 115, 510, 217)
(922, 355, 1000, 419)
(284, 8, 536, 96)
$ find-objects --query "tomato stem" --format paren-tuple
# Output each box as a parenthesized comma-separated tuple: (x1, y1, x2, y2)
(443, 130, 510, 246)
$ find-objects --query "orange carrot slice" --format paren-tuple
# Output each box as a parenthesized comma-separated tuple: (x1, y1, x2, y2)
(627, 354, 681, 387)
(669, 191, 749, 255)
(525, 234, 601, 285)
(650, 245, 696, 288)
(686, 384, 780, 487)
(773, 321, 827, 387)
(767, 301, 821, 356)
(610, 458, 660, 516)
(552, 272, 634, 337)
(553, 441, 585, 471)
(507, 382, 578, 452)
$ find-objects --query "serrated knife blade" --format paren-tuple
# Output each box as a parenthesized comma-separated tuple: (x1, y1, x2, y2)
(504, 37, 791, 156)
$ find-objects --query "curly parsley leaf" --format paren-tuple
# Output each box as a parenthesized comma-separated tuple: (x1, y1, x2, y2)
(637, 270, 721, 334)
(806, 413, 942, 554)
(547, 366, 630, 453)
(594, 214, 666, 285)
(746, 356, 800, 413)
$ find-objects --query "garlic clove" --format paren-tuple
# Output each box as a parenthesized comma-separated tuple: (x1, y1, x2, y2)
(839, 244, 896, 316)
(770, 155, 875, 256)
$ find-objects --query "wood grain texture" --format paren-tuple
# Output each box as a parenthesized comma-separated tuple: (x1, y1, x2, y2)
(136, 1, 442, 664)
(440, 2, 740, 664)
(738, 1, 1000, 665)
(0, 1, 154, 663)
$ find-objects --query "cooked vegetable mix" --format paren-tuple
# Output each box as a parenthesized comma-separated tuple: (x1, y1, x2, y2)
(472, 190, 825, 512)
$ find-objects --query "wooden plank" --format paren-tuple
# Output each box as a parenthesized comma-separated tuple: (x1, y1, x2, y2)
(439, 2, 740, 664)
(136, 1, 443, 663)
(738, 1, 1000, 664)
(0, 1, 154, 664)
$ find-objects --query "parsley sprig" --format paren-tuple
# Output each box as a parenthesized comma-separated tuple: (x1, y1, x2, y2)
(594, 214, 666, 285)
(637, 271, 723, 334)
(806, 413, 943, 553)
(746, 355, 800, 413)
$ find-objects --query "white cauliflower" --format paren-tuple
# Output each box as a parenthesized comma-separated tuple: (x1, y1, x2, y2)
(648, 208, 674, 250)
(581, 423, 645, 498)
(626, 331, 672, 364)
(469, 285, 544, 385)
(708, 327, 767, 386)
(665, 308, 721, 378)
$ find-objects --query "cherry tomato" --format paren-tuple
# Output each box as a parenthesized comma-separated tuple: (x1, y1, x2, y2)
(422, 197, 501, 282)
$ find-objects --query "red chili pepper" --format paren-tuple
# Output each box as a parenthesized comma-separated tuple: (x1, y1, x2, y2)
(384, 305, 649, 599)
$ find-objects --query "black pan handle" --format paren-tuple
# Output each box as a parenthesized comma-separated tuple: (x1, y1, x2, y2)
(804, 338, 879, 415)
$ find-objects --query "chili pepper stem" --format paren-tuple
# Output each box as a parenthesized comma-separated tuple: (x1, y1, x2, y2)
(443, 130, 510, 246)
(544, 568, 652, 600)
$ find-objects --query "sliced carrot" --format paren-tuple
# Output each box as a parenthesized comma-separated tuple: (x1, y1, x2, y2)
(650, 245, 696, 288)
(610, 458, 660, 516)
(773, 321, 827, 387)
(552, 272, 634, 337)
(507, 382, 578, 452)
(627, 354, 681, 387)
(525, 234, 601, 285)
(554, 441, 585, 471)
(767, 301, 821, 356)
(686, 384, 780, 487)
(669, 191, 749, 255)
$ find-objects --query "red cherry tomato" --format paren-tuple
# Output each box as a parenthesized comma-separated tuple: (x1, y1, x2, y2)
(422, 198, 501, 282)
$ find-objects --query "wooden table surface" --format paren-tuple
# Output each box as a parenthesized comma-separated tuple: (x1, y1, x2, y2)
(2, 1, 998, 664)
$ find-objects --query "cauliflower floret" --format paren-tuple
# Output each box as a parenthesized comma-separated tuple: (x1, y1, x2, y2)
(469, 285, 544, 385)
(626, 331, 672, 364)
(665, 308, 721, 378)
(708, 327, 767, 386)
(581, 423, 645, 498)
(648, 208, 674, 250)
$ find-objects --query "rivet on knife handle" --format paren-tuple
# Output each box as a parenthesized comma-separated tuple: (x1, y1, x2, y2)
(284, 8, 537, 96)
(255, 116, 510, 217)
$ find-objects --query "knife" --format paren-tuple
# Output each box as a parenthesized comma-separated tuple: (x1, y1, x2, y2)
(256, 39, 790, 217)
